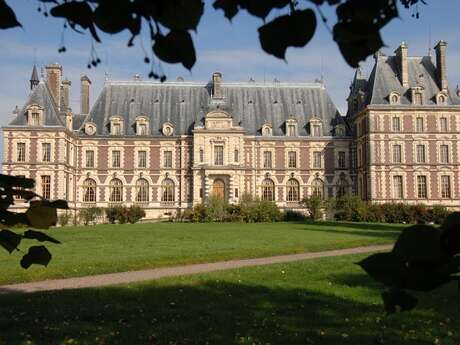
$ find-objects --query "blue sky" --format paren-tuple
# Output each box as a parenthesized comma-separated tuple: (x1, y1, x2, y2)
(0, 1, 459, 148)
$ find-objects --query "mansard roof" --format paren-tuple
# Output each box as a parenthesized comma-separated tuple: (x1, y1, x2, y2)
(350, 54, 460, 113)
(84, 80, 342, 136)
(8, 81, 64, 127)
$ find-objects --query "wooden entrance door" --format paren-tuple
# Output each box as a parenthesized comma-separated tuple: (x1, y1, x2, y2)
(212, 179, 225, 199)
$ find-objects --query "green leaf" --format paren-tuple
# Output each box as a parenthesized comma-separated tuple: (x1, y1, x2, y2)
(0, 229, 22, 253)
(153, 30, 196, 70)
(156, 0, 204, 31)
(258, 9, 317, 60)
(94, 0, 140, 36)
(213, 0, 239, 20)
(23, 230, 61, 244)
(333, 0, 398, 67)
(0, 0, 21, 29)
(45, 200, 69, 209)
(0, 174, 34, 189)
(26, 202, 57, 229)
(241, 0, 290, 19)
(393, 224, 445, 263)
(381, 289, 418, 314)
(20, 245, 52, 269)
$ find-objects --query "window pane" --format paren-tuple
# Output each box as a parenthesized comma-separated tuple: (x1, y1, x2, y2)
(112, 150, 121, 168)
(417, 176, 427, 198)
(286, 179, 299, 202)
(416, 145, 426, 163)
(214, 146, 224, 166)
(392, 117, 400, 131)
(393, 145, 401, 163)
(313, 152, 321, 168)
(338, 151, 346, 168)
(17, 143, 26, 162)
(41, 175, 51, 199)
(42, 143, 51, 162)
(86, 150, 94, 168)
(288, 151, 297, 168)
(164, 151, 173, 168)
(440, 117, 448, 132)
(441, 175, 451, 198)
(263, 151, 272, 169)
(138, 150, 147, 168)
(440, 145, 449, 163)
(416, 117, 424, 132)
(393, 175, 403, 199)
(261, 179, 274, 201)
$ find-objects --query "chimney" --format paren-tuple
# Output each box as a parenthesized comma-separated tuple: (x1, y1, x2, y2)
(60, 79, 71, 111)
(45, 63, 62, 106)
(394, 42, 409, 88)
(435, 40, 448, 91)
(212, 72, 223, 99)
(80, 75, 91, 114)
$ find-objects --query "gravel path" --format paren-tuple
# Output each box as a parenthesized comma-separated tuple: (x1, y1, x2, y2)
(0, 244, 391, 294)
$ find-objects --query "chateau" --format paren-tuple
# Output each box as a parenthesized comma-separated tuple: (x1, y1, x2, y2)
(3, 41, 460, 218)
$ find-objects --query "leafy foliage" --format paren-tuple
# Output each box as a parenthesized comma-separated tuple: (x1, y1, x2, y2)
(358, 213, 460, 313)
(0, 1, 422, 76)
(301, 196, 324, 220)
(0, 174, 67, 269)
(105, 205, 145, 224)
(79, 207, 103, 225)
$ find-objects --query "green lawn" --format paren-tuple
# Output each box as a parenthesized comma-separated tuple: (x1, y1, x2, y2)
(0, 221, 403, 285)
(0, 253, 457, 345)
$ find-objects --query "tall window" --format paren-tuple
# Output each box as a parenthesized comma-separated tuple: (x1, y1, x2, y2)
(137, 123, 147, 135)
(112, 150, 121, 168)
(41, 175, 51, 199)
(164, 150, 173, 168)
(214, 145, 224, 166)
(417, 176, 427, 199)
(112, 123, 121, 135)
(311, 179, 324, 199)
(440, 117, 448, 132)
(287, 124, 296, 136)
(313, 151, 322, 169)
(261, 178, 275, 201)
(83, 178, 96, 202)
(338, 151, 346, 168)
(337, 176, 349, 198)
(312, 124, 321, 136)
(31, 112, 40, 126)
(393, 175, 403, 199)
(414, 92, 423, 105)
(85, 150, 94, 168)
(42, 143, 51, 162)
(286, 179, 300, 202)
(288, 151, 297, 168)
(136, 178, 149, 202)
(441, 175, 451, 199)
(415, 117, 424, 132)
(392, 117, 401, 132)
(199, 148, 204, 163)
(17, 143, 26, 162)
(263, 151, 272, 169)
(440, 145, 449, 164)
(416, 145, 426, 163)
(234, 149, 239, 163)
(161, 179, 175, 202)
(138, 150, 147, 168)
(109, 179, 123, 202)
(393, 144, 402, 163)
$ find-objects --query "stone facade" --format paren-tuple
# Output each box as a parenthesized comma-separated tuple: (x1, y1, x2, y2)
(3, 41, 460, 219)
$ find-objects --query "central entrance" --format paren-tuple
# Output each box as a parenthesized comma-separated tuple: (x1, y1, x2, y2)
(212, 179, 226, 199)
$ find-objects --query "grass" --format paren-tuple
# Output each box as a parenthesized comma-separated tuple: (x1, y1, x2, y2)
(0, 221, 403, 285)
(0, 253, 457, 345)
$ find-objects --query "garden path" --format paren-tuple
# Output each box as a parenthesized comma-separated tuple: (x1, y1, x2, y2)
(0, 244, 391, 294)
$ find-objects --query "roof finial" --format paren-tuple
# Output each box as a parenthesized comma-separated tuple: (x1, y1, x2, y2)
(30, 64, 39, 90)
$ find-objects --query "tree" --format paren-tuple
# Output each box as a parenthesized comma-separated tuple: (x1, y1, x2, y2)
(0, 174, 68, 268)
(0, 0, 424, 79)
(302, 195, 325, 220)
(358, 212, 460, 314)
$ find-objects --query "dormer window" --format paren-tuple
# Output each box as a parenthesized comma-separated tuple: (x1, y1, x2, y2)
(335, 125, 346, 137)
(309, 118, 323, 137)
(286, 118, 298, 137)
(411, 87, 424, 105)
(135, 116, 149, 136)
(85, 122, 96, 135)
(389, 92, 400, 105)
(162, 122, 174, 136)
(110, 116, 124, 136)
(26, 104, 43, 126)
(436, 92, 447, 105)
(262, 123, 272, 136)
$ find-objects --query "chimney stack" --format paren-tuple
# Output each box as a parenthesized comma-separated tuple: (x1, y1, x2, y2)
(80, 75, 91, 114)
(45, 63, 62, 106)
(60, 79, 71, 111)
(435, 40, 448, 91)
(212, 72, 223, 99)
(395, 42, 409, 88)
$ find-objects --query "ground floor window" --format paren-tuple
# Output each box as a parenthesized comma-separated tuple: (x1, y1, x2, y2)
(162, 179, 175, 202)
(110, 178, 123, 202)
(83, 178, 96, 202)
(261, 178, 275, 201)
(286, 178, 299, 202)
(311, 178, 324, 199)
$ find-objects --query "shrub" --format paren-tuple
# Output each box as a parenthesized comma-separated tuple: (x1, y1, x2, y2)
(284, 210, 306, 222)
(302, 196, 324, 220)
(188, 203, 209, 223)
(127, 205, 146, 224)
(206, 195, 228, 222)
(58, 211, 71, 227)
(79, 207, 103, 225)
(430, 205, 450, 225)
(105, 206, 128, 224)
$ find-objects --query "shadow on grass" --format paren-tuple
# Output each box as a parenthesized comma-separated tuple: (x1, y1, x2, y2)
(0, 280, 454, 345)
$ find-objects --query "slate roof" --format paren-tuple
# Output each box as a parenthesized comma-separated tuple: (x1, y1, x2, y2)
(83, 80, 343, 137)
(348, 54, 460, 115)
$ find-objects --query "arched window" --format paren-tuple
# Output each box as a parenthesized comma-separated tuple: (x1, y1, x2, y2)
(136, 178, 149, 203)
(109, 178, 123, 202)
(261, 178, 275, 201)
(311, 178, 324, 199)
(286, 179, 300, 202)
(162, 178, 175, 202)
(83, 178, 96, 202)
(336, 176, 349, 198)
